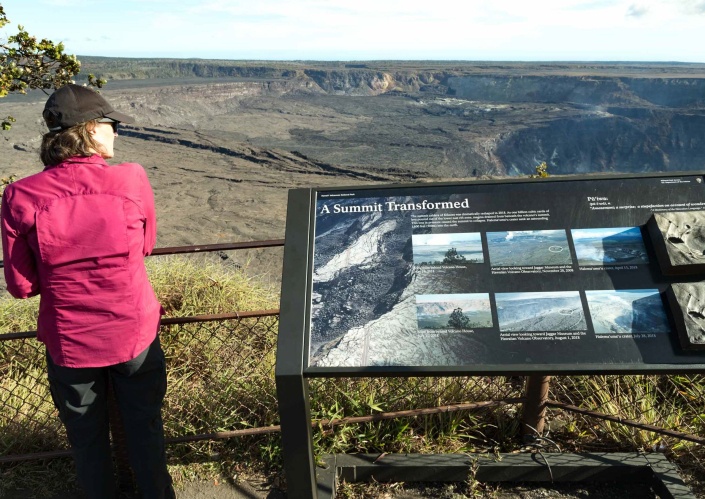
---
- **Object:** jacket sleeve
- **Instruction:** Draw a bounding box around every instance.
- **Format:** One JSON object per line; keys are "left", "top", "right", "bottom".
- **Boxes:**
{"left": 140, "top": 166, "right": 158, "bottom": 256}
{"left": 1, "top": 190, "right": 39, "bottom": 298}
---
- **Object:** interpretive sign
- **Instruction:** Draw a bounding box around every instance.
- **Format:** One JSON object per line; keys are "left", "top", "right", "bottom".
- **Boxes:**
{"left": 285, "top": 173, "right": 705, "bottom": 374}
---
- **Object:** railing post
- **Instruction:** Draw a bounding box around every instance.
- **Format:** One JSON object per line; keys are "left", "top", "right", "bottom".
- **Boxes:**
{"left": 521, "top": 375, "right": 551, "bottom": 442}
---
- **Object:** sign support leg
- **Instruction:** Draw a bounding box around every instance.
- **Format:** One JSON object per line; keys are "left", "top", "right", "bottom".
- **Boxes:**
{"left": 521, "top": 375, "right": 551, "bottom": 442}
{"left": 276, "top": 373, "right": 317, "bottom": 499}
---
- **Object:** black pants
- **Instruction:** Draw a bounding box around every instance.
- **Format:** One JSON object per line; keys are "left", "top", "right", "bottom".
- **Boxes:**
{"left": 47, "top": 336, "right": 175, "bottom": 499}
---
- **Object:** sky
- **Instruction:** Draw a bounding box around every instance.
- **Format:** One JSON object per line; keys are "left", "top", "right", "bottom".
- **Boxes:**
{"left": 1, "top": 0, "right": 704, "bottom": 62}
{"left": 412, "top": 233, "right": 481, "bottom": 246}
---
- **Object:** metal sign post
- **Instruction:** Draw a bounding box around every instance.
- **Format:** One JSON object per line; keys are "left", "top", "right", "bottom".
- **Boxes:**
{"left": 275, "top": 188, "right": 318, "bottom": 498}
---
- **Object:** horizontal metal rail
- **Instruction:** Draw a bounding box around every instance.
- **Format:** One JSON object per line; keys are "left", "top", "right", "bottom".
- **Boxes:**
{"left": 0, "top": 310, "right": 281, "bottom": 341}
{"left": 0, "top": 399, "right": 525, "bottom": 463}
{"left": 0, "top": 449, "right": 73, "bottom": 464}
{"left": 0, "top": 239, "right": 282, "bottom": 338}
{"left": 0, "top": 239, "right": 285, "bottom": 268}
{"left": 547, "top": 400, "right": 705, "bottom": 445}
{"left": 315, "top": 398, "right": 526, "bottom": 429}
{"left": 0, "top": 331, "right": 36, "bottom": 341}
{"left": 166, "top": 399, "right": 526, "bottom": 444}
{"left": 4, "top": 396, "right": 705, "bottom": 464}
{"left": 160, "top": 309, "right": 279, "bottom": 325}
{"left": 150, "top": 239, "right": 284, "bottom": 256}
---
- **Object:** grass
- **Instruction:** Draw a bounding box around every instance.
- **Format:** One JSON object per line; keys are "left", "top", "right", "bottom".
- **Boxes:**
{"left": 547, "top": 375, "right": 705, "bottom": 496}
{"left": 1, "top": 255, "right": 705, "bottom": 497}
{"left": 148, "top": 255, "right": 277, "bottom": 316}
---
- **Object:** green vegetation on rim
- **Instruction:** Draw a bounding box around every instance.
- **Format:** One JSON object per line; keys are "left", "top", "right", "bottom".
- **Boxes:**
{"left": 0, "top": 3, "right": 105, "bottom": 130}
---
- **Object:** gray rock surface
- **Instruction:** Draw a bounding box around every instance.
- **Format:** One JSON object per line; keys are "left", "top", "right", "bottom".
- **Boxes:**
{"left": 648, "top": 211, "right": 705, "bottom": 275}
{"left": 667, "top": 282, "right": 705, "bottom": 350}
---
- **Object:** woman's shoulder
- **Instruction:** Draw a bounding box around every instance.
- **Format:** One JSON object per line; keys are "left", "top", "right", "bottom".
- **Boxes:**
{"left": 2, "top": 168, "right": 54, "bottom": 200}
{"left": 110, "top": 161, "right": 150, "bottom": 180}
{"left": 113, "top": 161, "right": 147, "bottom": 172}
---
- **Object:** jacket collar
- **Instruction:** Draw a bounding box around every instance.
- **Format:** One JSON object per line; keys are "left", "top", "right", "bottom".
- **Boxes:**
{"left": 44, "top": 155, "right": 108, "bottom": 171}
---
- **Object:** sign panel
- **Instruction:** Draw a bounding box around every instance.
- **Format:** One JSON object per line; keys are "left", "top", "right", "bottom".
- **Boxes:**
{"left": 302, "top": 174, "right": 705, "bottom": 373}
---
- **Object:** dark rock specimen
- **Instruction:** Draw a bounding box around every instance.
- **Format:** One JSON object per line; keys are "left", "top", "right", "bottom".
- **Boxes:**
{"left": 647, "top": 211, "right": 705, "bottom": 275}
{"left": 666, "top": 283, "right": 705, "bottom": 350}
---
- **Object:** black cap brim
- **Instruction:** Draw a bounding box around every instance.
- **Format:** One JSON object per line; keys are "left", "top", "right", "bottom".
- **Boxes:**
{"left": 104, "top": 109, "right": 135, "bottom": 124}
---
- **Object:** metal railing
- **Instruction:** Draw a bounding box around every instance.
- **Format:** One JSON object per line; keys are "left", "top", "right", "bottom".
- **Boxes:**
{"left": 1, "top": 240, "right": 704, "bottom": 494}
{"left": 0, "top": 241, "right": 284, "bottom": 464}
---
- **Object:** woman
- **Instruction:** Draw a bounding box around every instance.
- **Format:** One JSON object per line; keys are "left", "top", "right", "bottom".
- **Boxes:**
{"left": 1, "top": 84, "right": 175, "bottom": 499}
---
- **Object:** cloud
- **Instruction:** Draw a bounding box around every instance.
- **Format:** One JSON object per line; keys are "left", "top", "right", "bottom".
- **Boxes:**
{"left": 626, "top": 3, "right": 650, "bottom": 16}
{"left": 41, "top": 0, "right": 89, "bottom": 6}
{"left": 570, "top": 0, "right": 620, "bottom": 10}
{"left": 624, "top": 0, "right": 705, "bottom": 18}
{"left": 150, "top": 13, "right": 188, "bottom": 31}
{"left": 676, "top": 0, "right": 705, "bottom": 14}
{"left": 80, "top": 35, "right": 112, "bottom": 43}
{"left": 9, "top": 0, "right": 701, "bottom": 61}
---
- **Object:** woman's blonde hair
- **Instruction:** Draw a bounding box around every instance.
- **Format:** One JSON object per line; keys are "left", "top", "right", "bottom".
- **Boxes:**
{"left": 39, "top": 120, "right": 103, "bottom": 166}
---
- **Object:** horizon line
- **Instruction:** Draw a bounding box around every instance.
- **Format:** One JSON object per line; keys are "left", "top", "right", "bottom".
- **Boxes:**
{"left": 74, "top": 55, "right": 705, "bottom": 65}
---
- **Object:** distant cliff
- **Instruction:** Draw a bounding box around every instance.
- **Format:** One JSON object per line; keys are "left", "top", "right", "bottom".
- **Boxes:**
{"left": 74, "top": 58, "right": 705, "bottom": 177}
{"left": 495, "top": 111, "right": 705, "bottom": 175}
{"left": 79, "top": 57, "right": 705, "bottom": 107}
{"left": 447, "top": 76, "right": 705, "bottom": 107}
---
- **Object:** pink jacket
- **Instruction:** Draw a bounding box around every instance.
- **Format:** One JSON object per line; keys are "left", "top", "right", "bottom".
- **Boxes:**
{"left": 1, "top": 155, "right": 163, "bottom": 368}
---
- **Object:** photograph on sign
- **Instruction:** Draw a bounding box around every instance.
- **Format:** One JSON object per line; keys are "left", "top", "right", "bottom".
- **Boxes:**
{"left": 571, "top": 227, "right": 649, "bottom": 266}
{"left": 585, "top": 289, "right": 671, "bottom": 336}
{"left": 495, "top": 291, "right": 586, "bottom": 332}
{"left": 412, "top": 233, "right": 484, "bottom": 265}
{"left": 487, "top": 230, "right": 572, "bottom": 267}
{"left": 306, "top": 176, "right": 705, "bottom": 370}
{"left": 415, "top": 293, "right": 493, "bottom": 331}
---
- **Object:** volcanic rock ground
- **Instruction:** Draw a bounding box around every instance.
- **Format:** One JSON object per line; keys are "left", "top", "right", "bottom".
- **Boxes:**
{"left": 0, "top": 82, "right": 443, "bottom": 285}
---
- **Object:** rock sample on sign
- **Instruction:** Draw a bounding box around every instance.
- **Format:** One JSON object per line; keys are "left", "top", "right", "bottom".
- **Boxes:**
{"left": 665, "top": 283, "right": 705, "bottom": 350}
{"left": 647, "top": 211, "right": 705, "bottom": 275}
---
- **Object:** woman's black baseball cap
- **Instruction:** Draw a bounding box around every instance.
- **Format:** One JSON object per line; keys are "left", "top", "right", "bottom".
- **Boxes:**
{"left": 43, "top": 84, "right": 135, "bottom": 131}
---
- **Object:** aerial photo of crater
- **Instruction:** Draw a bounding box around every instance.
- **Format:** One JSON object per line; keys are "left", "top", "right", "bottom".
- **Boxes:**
{"left": 585, "top": 289, "right": 670, "bottom": 335}
{"left": 412, "top": 232, "right": 484, "bottom": 265}
{"left": 487, "top": 230, "right": 572, "bottom": 267}
{"left": 496, "top": 291, "right": 586, "bottom": 331}
{"left": 571, "top": 227, "right": 649, "bottom": 266}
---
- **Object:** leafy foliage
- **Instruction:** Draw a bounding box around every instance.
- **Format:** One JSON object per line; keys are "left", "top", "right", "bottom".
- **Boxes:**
{"left": 0, "top": 4, "right": 106, "bottom": 130}
{"left": 1, "top": 174, "right": 16, "bottom": 195}
{"left": 529, "top": 161, "right": 550, "bottom": 178}
{"left": 442, "top": 247, "right": 466, "bottom": 264}
{"left": 447, "top": 307, "right": 471, "bottom": 329}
